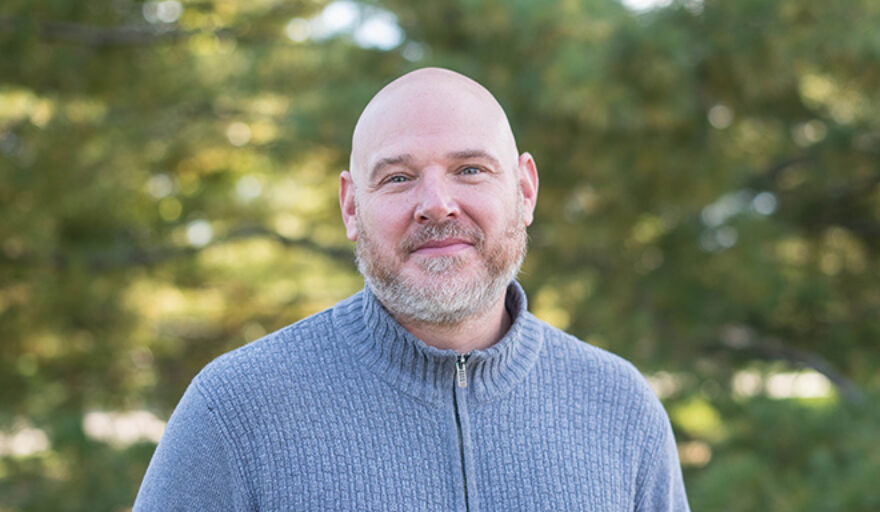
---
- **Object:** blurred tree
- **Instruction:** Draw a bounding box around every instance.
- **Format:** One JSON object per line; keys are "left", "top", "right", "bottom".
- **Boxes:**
{"left": 1, "top": 0, "right": 878, "bottom": 510}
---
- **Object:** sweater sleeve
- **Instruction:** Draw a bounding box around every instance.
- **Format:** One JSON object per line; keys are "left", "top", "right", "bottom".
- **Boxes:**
{"left": 133, "top": 380, "right": 252, "bottom": 511}
{"left": 634, "top": 413, "right": 690, "bottom": 512}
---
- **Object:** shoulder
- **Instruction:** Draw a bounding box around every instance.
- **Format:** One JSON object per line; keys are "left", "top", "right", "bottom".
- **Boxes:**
{"left": 532, "top": 314, "right": 646, "bottom": 382}
{"left": 528, "top": 313, "right": 665, "bottom": 416}
{"left": 204, "top": 310, "right": 328, "bottom": 374}
{"left": 192, "top": 293, "right": 361, "bottom": 405}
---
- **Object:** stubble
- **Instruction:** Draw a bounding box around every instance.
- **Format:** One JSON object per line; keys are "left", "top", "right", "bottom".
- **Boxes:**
{"left": 355, "top": 201, "right": 527, "bottom": 326}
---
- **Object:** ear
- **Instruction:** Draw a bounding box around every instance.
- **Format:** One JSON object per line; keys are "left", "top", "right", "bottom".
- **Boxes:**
{"left": 517, "top": 152, "right": 539, "bottom": 226}
{"left": 339, "top": 170, "right": 359, "bottom": 241}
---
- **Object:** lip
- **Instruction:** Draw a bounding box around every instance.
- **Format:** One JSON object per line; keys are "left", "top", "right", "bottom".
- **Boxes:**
{"left": 411, "top": 238, "right": 473, "bottom": 256}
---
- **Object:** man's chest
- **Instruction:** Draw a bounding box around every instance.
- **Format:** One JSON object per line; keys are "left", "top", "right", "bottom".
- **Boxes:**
{"left": 237, "top": 388, "right": 635, "bottom": 511}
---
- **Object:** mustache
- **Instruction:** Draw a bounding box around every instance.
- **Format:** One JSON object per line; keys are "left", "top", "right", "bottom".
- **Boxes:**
{"left": 400, "top": 222, "right": 484, "bottom": 253}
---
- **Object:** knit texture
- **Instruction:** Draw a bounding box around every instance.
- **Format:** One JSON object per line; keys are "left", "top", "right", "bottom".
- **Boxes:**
{"left": 134, "top": 282, "right": 689, "bottom": 511}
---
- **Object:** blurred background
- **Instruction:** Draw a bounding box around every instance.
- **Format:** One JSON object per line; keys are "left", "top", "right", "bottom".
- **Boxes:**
{"left": 1, "top": 0, "right": 879, "bottom": 510}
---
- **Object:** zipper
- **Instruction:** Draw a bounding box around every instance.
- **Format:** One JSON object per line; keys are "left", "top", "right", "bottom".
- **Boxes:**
{"left": 453, "top": 353, "right": 470, "bottom": 511}
{"left": 456, "top": 353, "right": 468, "bottom": 388}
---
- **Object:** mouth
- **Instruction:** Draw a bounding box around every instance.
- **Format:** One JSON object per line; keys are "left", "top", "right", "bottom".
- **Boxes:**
{"left": 411, "top": 238, "right": 473, "bottom": 256}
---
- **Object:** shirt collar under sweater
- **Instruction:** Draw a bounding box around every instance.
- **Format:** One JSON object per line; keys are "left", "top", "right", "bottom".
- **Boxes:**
{"left": 333, "top": 280, "right": 544, "bottom": 405}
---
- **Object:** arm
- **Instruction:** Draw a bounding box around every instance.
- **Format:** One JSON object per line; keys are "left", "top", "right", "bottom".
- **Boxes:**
{"left": 634, "top": 415, "right": 690, "bottom": 512}
{"left": 133, "top": 381, "right": 252, "bottom": 511}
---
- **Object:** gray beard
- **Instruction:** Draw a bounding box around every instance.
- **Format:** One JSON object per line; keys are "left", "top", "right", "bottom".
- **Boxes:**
{"left": 355, "top": 212, "right": 526, "bottom": 326}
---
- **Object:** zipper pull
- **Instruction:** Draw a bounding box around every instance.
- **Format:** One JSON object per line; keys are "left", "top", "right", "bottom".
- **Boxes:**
{"left": 456, "top": 354, "right": 469, "bottom": 388}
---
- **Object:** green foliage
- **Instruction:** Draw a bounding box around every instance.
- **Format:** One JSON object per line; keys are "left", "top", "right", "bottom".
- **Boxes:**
{"left": 689, "top": 395, "right": 880, "bottom": 512}
{"left": 1, "top": 0, "right": 878, "bottom": 509}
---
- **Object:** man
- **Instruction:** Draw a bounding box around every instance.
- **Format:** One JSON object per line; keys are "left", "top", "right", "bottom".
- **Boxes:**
{"left": 135, "top": 67, "right": 690, "bottom": 511}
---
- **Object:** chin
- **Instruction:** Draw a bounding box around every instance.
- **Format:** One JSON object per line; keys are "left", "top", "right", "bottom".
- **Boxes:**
{"left": 412, "top": 254, "right": 475, "bottom": 275}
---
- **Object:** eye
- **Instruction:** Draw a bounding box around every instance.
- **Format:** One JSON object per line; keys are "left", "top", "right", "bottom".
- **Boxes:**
{"left": 387, "top": 174, "right": 410, "bottom": 183}
{"left": 459, "top": 166, "right": 482, "bottom": 176}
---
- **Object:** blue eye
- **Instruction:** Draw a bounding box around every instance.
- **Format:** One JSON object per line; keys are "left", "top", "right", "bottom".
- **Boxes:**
{"left": 388, "top": 175, "right": 409, "bottom": 183}
{"left": 460, "top": 166, "right": 481, "bottom": 175}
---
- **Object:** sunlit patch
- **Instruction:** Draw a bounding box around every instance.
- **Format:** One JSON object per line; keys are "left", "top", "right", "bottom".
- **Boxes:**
{"left": 236, "top": 175, "right": 263, "bottom": 201}
{"left": 402, "top": 42, "right": 425, "bottom": 62}
{"left": 645, "top": 371, "right": 685, "bottom": 399}
{"left": 708, "top": 104, "right": 733, "bottom": 129}
{"left": 678, "top": 440, "right": 712, "bottom": 467}
{"left": 700, "top": 190, "right": 751, "bottom": 228}
{"left": 732, "top": 369, "right": 833, "bottom": 399}
{"left": 0, "top": 421, "right": 50, "bottom": 457}
{"left": 791, "top": 120, "right": 827, "bottom": 147}
{"left": 285, "top": 18, "right": 311, "bottom": 43}
{"left": 286, "top": 1, "right": 404, "bottom": 50}
{"left": 619, "top": 0, "right": 671, "bottom": 12}
{"left": 766, "top": 371, "right": 832, "bottom": 399}
{"left": 83, "top": 410, "right": 166, "bottom": 447}
{"left": 186, "top": 219, "right": 214, "bottom": 247}
{"left": 146, "top": 173, "right": 175, "bottom": 199}
{"left": 750, "top": 191, "right": 777, "bottom": 216}
{"left": 353, "top": 11, "right": 403, "bottom": 50}
{"left": 226, "top": 122, "right": 252, "bottom": 147}
{"left": 143, "top": 1, "right": 183, "bottom": 24}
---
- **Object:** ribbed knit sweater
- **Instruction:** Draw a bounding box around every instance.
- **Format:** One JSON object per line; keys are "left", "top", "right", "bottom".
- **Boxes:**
{"left": 134, "top": 282, "right": 689, "bottom": 511}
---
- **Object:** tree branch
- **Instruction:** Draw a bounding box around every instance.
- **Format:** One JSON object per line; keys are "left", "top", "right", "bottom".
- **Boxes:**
{"left": 0, "top": 15, "right": 229, "bottom": 47}
{"left": 30, "top": 225, "right": 353, "bottom": 271}
{"left": 746, "top": 155, "right": 812, "bottom": 190}
{"left": 715, "top": 326, "right": 866, "bottom": 406}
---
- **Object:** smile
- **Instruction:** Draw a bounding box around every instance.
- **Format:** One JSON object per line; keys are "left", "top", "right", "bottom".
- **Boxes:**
{"left": 411, "top": 238, "right": 473, "bottom": 256}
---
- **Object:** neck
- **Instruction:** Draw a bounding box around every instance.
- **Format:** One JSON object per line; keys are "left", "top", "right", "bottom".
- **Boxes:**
{"left": 392, "top": 294, "right": 511, "bottom": 353}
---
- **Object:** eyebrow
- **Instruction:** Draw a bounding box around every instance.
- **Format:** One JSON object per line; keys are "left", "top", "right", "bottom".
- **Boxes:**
{"left": 446, "top": 150, "right": 503, "bottom": 171}
{"left": 368, "top": 154, "right": 414, "bottom": 183}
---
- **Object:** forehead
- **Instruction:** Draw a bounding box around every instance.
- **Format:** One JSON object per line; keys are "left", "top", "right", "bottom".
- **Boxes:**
{"left": 350, "top": 77, "right": 517, "bottom": 180}
{"left": 367, "top": 111, "right": 505, "bottom": 165}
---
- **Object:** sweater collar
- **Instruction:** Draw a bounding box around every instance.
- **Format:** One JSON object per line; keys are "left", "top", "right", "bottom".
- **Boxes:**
{"left": 333, "top": 281, "right": 544, "bottom": 404}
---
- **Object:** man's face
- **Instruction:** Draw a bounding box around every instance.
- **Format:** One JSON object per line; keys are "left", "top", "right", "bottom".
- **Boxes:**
{"left": 340, "top": 73, "right": 538, "bottom": 325}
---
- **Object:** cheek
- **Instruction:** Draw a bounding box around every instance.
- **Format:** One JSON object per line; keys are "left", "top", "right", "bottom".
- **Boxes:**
{"left": 359, "top": 201, "right": 412, "bottom": 243}
{"left": 463, "top": 194, "right": 516, "bottom": 231}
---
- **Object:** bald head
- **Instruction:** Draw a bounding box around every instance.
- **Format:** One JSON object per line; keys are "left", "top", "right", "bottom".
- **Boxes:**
{"left": 349, "top": 68, "right": 520, "bottom": 185}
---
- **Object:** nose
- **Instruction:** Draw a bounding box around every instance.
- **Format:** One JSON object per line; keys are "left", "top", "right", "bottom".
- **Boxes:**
{"left": 413, "top": 172, "right": 460, "bottom": 223}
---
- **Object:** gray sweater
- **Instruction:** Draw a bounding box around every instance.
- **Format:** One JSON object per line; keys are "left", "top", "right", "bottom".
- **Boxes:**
{"left": 135, "top": 282, "right": 689, "bottom": 511}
